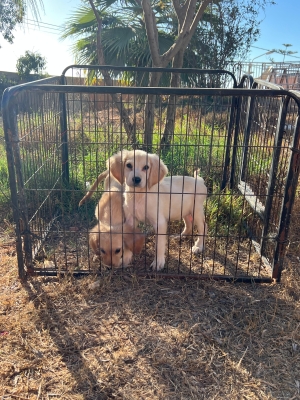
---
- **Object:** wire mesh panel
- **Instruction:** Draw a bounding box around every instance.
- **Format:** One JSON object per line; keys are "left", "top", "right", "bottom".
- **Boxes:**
{"left": 2, "top": 76, "right": 300, "bottom": 282}
{"left": 230, "top": 79, "right": 300, "bottom": 280}
{"left": 2, "top": 76, "right": 64, "bottom": 277}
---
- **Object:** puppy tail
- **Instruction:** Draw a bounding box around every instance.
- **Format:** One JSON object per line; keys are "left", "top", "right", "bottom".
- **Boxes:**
{"left": 79, "top": 170, "right": 109, "bottom": 207}
{"left": 194, "top": 168, "right": 205, "bottom": 186}
{"left": 194, "top": 168, "right": 201, "bottom": 178}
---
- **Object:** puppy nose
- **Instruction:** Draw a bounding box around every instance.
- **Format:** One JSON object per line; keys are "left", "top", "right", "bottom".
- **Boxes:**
{"left": 132, "top": 176, "right": 141, "bottom": 185}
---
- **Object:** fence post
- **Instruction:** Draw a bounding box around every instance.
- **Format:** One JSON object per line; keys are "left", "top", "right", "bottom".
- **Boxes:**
{"left": 239, "top": 96, "right": 256, "bottom": 183}
{"left": 59, "top": 75, "right": 69, "bottom": 184}
{"left": 229, "top": 97, "right": 242, "bottom": 188}
{"left": 273, "top": 113, "right": 300, "bottom": 281}
{"left": 260, "top": 96, "right": 287, "bottom": 255}
{"left": 230, "top": 75, "right": 253, "bottom": 188}
{"left": 2, "top": 90, "right": 32, "bottom": 278}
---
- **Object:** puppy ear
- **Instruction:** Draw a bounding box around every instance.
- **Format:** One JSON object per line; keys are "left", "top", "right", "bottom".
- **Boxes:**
{"left": 107, "top": 151, "right": 128, "bottom": 184}
{"left": 123, "top": 224, "right": 145, "bottom": 255}
{"left": 148, "top": 154, "right": 168, "bottom": 188}
{"left": 89, "top": 225, "right": 100, "bottom": 255}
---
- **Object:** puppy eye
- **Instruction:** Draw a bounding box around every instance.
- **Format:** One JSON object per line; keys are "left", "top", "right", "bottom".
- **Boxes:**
{"left": 143, "top": 165, "right": 149, "bottom": 171}
{"left": 100, "top": 248, "right": 106, "bottom": 254}
{"left": 115, "top": 248, "right": 121, "bottom": 254}
{"left": 126, "top": 163, "right": 132, "bottom": 169}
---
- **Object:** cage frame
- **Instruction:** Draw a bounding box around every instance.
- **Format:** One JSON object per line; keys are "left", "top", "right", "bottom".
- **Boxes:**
{"left": 2, "top": 67, "right": 300, "bottom": 283}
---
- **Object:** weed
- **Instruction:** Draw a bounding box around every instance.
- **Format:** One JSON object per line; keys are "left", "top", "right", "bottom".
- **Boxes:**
{"left": 0, "top": 135, "right": 10, "bottom": 202}
{"left": 206, "top": 187, "right": 248, "bottom": 237}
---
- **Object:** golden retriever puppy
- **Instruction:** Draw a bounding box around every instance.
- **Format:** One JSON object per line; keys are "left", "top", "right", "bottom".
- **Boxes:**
{"left": 108, "top": 149, "right": 207, "bottom": 271}
{"left": 89, "top": 222, "right": 145, "bottom": 267}
{"left": 79, "top": 169, "right": 145, "bottom": 268}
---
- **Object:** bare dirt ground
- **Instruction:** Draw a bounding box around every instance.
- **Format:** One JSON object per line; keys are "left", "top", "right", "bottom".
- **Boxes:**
{"left": 1, "top": 212, "right": 300, "bottom": 399}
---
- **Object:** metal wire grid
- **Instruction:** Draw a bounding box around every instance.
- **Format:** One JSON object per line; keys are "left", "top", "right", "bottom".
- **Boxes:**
{"left": 2, "top": 75, "right": 300, "bottom": 282}
{"left": 57, "top": 90, "right": 247, "bottom": 279}
{"left": 230, "top": 80, "right": 298, "bottom": 273}
{"left": 62, "top": 65, "right": 238, "bottom": 89}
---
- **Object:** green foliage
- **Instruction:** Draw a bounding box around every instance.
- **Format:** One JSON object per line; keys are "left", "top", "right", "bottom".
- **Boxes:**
{"left": 0, "top": 0, "right": 24, "bottom": 46}
{"left": 0, "top": 73, "right": 20, "bottom": 99}
{"left": 62, "top": 0, "right": 275, "bottom": 70}
{"left": 271, "top": 44, "right": 298, "bottom": 63}
{"left": 186, "top": 1, "right": 259, "bottom": 69}
{"left": 0, "top": 130, "right": 12, "bottom": 218}
{"left": 16, "top": 50, "right": 47, "bottom": 80}
{"left": 0, "top": 0, "right": 44, "bottom": 46}
{"left": 206, "top": 187, "right": 247, "bottom": 237}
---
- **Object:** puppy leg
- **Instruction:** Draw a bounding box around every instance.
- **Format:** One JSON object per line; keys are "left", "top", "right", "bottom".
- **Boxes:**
{"left": 172, "top": 214, "right": 193, "bottom": 240}
{"left": 192, "top": 206, "right": 206, "bottom": 254}
{"left": 123, "top": 224, "right": 145, "bottom": 255}
{"left": 181, "top": 214, "right": 193, "bottom": 236}
{"left": 150, "top": 218, "right": 167, "bottom": 271}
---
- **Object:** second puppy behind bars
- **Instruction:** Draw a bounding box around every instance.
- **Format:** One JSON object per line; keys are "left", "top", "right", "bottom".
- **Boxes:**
{"left": 79, "top": 169, "right": 145, "bottom": 268}
{"left": 108, "top": 149, "right": 207, "bottom": 271}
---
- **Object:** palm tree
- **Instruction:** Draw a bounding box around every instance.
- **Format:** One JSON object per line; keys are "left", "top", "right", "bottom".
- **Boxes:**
{"left": 272, "top": 44, "right": 298, "bottom": 63}
{"left": 61, "top": 0, "right": 174, "bottom": 71}
{"left": 25, "top": 0, "right": 44, "bottom": 19}
{"left": 61, "top": 0, "right": 177, "bottom": 147}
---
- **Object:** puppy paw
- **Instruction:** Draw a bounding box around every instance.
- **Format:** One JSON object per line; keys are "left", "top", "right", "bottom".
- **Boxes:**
{"left": 89, "top": 280, "right": 101, "bottom": 290}
{"left": 192, "top": 245, "right": 203, "bottom": 254}
{"left": 122, "top": 251, "right": 133, "bottom": 267}
{"left": 150, "top": 259, "right": 165, "bottom": 271}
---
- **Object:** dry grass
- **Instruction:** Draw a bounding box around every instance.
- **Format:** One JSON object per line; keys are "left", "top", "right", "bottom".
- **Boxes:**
{"left": 36, "top": 218, "right": 270, "bottom": 279}
{"left": 1, "top": 217, "right": 300, "bottom": 399}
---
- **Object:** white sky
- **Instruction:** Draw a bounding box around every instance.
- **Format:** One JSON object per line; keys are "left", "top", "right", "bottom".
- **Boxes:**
{"left": 0, "top": 0, "right": 300, "bottom": 76}
{"left": 0, "top": 0, "right": 81, "bottom": 75}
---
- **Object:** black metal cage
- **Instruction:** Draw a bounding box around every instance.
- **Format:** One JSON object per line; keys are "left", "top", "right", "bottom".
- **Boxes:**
{"left": 2, "top": 66, "right": 300, "bottom": 282}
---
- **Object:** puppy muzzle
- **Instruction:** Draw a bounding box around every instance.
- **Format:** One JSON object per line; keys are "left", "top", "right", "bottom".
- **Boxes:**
{"left": 132, "top": 176, "right": 141, "bottom": 186}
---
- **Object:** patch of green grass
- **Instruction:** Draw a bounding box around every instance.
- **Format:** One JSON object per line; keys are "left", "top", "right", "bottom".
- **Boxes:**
{"left": 158, "top": 119, "right": 227, "bottom": 185}
{"left": 0, "top": 132, "right": 13, "bottom": 219}
{"left": 0, "top": 137, "right": 10, "bottom": 195}
{"left": 206, "top": 187, "right": 248, "bottom": 237}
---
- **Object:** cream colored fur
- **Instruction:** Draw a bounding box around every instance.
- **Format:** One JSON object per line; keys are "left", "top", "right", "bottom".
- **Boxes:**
{"left": 108, "top": 150, "right": 207, "bottom": 271}
{"left": 79, "top": 169, "right": 144, "bottom": 268}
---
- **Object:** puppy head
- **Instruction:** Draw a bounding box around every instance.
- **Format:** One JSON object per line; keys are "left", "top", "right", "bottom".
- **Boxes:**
{"left": 147, "top": 153, "right": 168, "bottom": 189}
{"left": 89, "top": 223, "right": 145, "bottom": 268}
{"left": 107, "top": 150, "right": 129, "bottom": 185}
{"left": 89, "top": 224, "right": 124, "bottom": 268}
{"left": 110, "top": 150, "right": 168, "bottom": 190}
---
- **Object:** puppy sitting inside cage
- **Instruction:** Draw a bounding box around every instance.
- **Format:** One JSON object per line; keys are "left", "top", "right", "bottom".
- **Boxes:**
{"left": 79, "top": 169, "right": 145, "bottom": 268}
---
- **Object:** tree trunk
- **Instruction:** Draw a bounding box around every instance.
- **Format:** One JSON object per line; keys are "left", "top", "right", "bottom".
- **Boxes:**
{"left": 143, "top": 70, "right": 162, "bottom": 150}
{"left": 88, "top": 0, "right": 137, "bottom": 147}
{"left": 160, "top": 49, "right": 184, "bottom": 151}
{"left": 140, "top": 0, "right": 212, "bottom": 151}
